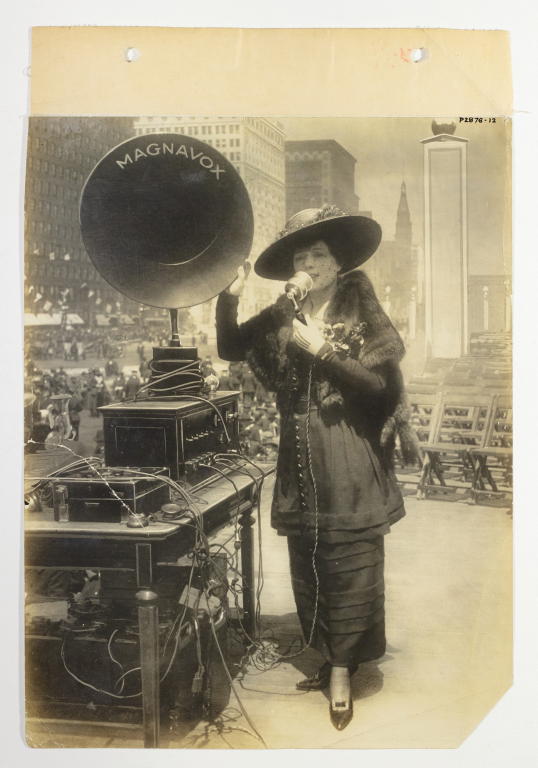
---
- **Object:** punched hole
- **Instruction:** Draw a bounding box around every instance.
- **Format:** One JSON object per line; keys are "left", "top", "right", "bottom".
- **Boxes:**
{"left": 125, "top": 47, "right": 141, "bottom": 63}
{"left": 411, "top": 48, "right": 427, "bottom": 63}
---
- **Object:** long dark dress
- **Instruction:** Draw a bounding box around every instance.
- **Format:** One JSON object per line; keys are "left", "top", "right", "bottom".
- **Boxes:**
{"left": 216, "top": 277, "right": 407, "bottom": 669}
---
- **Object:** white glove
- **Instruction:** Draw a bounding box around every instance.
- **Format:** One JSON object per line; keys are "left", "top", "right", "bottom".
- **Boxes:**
{"left": 226, "top": 261, "right": 252, "bottom": 297}
{"left": 292, "top": 316, "right": 327, "bottom": 357}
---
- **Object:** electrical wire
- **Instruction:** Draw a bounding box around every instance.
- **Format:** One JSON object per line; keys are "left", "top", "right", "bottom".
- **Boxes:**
{"left": 136, "top": 359, "right": 204, "bottom": 397}
{"left": 160, "top": 554, "right": 198, "bottom": 682}
{"left": 24, "top": 441, "right": 138, "bottom": 519}
{"left": 60, "top": 633, "right": 142, "bottom": 700}
{"left": 203, "top": 585, "right": 267, "bottom": 749}
{"left": 198, "top": 461, "right": 244, "bottom": 573}
{"left": 107, "top": 629, "right": 125, "bottom": 693}
{"left": 123, "top": 389, "right": 233, "bottom": 446}
{"left": 28, "top": 396, "right": 308, "bottom": 700}
{"left": 212, "top": 368, "right": 321, "bottom": 670}
{"left": 213, "top": 457, "right": 266, "bottom": 632}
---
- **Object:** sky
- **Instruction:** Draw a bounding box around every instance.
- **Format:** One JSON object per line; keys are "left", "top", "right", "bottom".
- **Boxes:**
{"left": 282, "top": 117, "right": 511, "bottom": 276}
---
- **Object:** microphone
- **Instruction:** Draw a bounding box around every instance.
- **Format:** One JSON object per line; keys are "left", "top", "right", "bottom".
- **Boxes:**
{"left": 285, "top": 271, "right": 314, "bottom": 302}
{"left": 285, "top": 271, "right": 313, "bottom": 325}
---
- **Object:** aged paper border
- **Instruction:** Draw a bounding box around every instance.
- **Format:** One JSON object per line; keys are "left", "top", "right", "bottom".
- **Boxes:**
{"left": 30, "top": 27, "right": 511, "bottom": 117}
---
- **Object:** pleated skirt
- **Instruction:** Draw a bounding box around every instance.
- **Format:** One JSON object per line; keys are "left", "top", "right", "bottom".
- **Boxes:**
{"left": 287, "top": 533, "right": 386, "bottom": 668}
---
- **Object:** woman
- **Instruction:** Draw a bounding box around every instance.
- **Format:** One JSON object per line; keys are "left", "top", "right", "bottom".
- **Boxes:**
{"left": 216, "top": 205, "right": 418, "bottom": 730}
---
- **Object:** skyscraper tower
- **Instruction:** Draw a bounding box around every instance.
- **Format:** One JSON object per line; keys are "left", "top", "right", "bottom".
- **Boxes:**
{"left": 395, "top": 181, "right": 412, "bottom": 246}
{"left": 284, "top": 139, "right": 359, "bottom": 217}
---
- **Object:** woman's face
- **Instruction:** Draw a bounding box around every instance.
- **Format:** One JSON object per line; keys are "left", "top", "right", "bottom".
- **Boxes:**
{"left": 292, "top": 240, "right": 339, "bottom": 292}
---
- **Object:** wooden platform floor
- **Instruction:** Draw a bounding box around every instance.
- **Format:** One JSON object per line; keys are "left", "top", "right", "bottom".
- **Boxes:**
{"left": 25, "top": 474, "right": 512, "bottom": 750}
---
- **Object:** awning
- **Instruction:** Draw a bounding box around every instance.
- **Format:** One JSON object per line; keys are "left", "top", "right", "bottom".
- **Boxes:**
{"left": 24, "top": 313, "right": 61, "bottom": 326}
{"left": 95, "top": 314, "right": 110, "bottom": 327}
{"left": 66, "top": 313, "right": 84, "bottom": 325}
{"left": 24, "top": 312, "right": 84, "bottom": 327}
{"left": 120, "top": 314, "right": 134, "bottom": 325}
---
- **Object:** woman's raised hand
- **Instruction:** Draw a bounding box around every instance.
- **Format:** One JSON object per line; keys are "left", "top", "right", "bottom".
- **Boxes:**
{"left": 226, "top": 261, "right": 252, "bottom": 297}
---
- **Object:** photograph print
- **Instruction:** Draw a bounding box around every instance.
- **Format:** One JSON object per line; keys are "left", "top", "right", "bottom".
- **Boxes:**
{"left": 23, "top": 114, "right": 512, "bottom": 749}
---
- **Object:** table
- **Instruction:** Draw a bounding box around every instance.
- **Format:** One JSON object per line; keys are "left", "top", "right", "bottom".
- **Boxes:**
{"left": 25, "top": 464, "right": 273, "bottom": 747}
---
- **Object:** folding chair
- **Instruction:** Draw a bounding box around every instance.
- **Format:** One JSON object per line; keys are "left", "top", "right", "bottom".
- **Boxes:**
{"left": 407, "top": 390, "right": 441, "bottom": 448}
{"left": 469, "top": 393, "right": 512, "bottom": 504}
{"left": 416, "top": 391, "right": 494, "bottom": 500}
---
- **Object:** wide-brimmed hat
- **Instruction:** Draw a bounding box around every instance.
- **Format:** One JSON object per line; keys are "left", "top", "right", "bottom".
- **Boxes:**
{"left": 254, "top": 205, "right": 382, "bottom": 281}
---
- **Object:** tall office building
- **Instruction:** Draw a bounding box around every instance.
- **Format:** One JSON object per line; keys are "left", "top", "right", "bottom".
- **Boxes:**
{"left": 25, "top": 117, "right": 137, "bottom": 324}
{"left": 133, "top": 116, "right": 287, "bottom": 324}
{"left": 285, "top": 139, "right": 359, "bottom": 217}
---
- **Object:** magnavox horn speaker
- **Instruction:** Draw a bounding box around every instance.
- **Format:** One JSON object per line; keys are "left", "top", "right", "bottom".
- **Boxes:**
{"left": 80, "top": 133, "right": 254, "bottom": 309}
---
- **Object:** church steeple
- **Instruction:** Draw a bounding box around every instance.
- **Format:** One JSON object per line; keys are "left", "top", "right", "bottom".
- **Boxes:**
{"left": 395, "top": 180, "right": 412, "bottom": 246}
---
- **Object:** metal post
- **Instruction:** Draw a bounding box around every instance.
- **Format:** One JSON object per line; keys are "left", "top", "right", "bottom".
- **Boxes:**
{"left": 169, "top": 308, "right": 181, "bottom": 347}
{"left": 136, "top": 589, "right": 160, "bottom": 748}
{"left": 238, "top": 503, "right": 256, "bottom": 639}
{"left": 409, "top": 285, "right": 417, "bottom": 340}
{"left": 504, "top": 279, "right": 512, "bottom": 332}
{"left": 482, "top": 285, "right": 489, "bottom": 331}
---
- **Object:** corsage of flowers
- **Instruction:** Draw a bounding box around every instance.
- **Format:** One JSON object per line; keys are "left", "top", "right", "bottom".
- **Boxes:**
{"left": 320, "top": 321, "right": 368, "bottom": 357}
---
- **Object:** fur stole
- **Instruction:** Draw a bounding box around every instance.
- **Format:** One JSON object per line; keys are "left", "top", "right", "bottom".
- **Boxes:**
{"left": 241, "top": 270, "right": 420, "bottom": 466}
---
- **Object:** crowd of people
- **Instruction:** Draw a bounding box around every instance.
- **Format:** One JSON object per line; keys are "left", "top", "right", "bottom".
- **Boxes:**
{"left": 211, "top": 359, "right": 281, "bottom": 460}
{"left": 25, "top": 323, "right": 175, "bottom": 363}
{"left": 25, "top": 366, "right": 114, "bottom": 451}
{"left": 25, "top": 335, "right": 281, "bottom": 460}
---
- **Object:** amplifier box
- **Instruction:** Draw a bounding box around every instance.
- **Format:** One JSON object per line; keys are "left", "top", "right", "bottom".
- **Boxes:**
{"left": 99, "top": 392, "right": 240, "bottom": 487}
{"left": 51, "top": 467, "right": 170, "bottom": 523}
